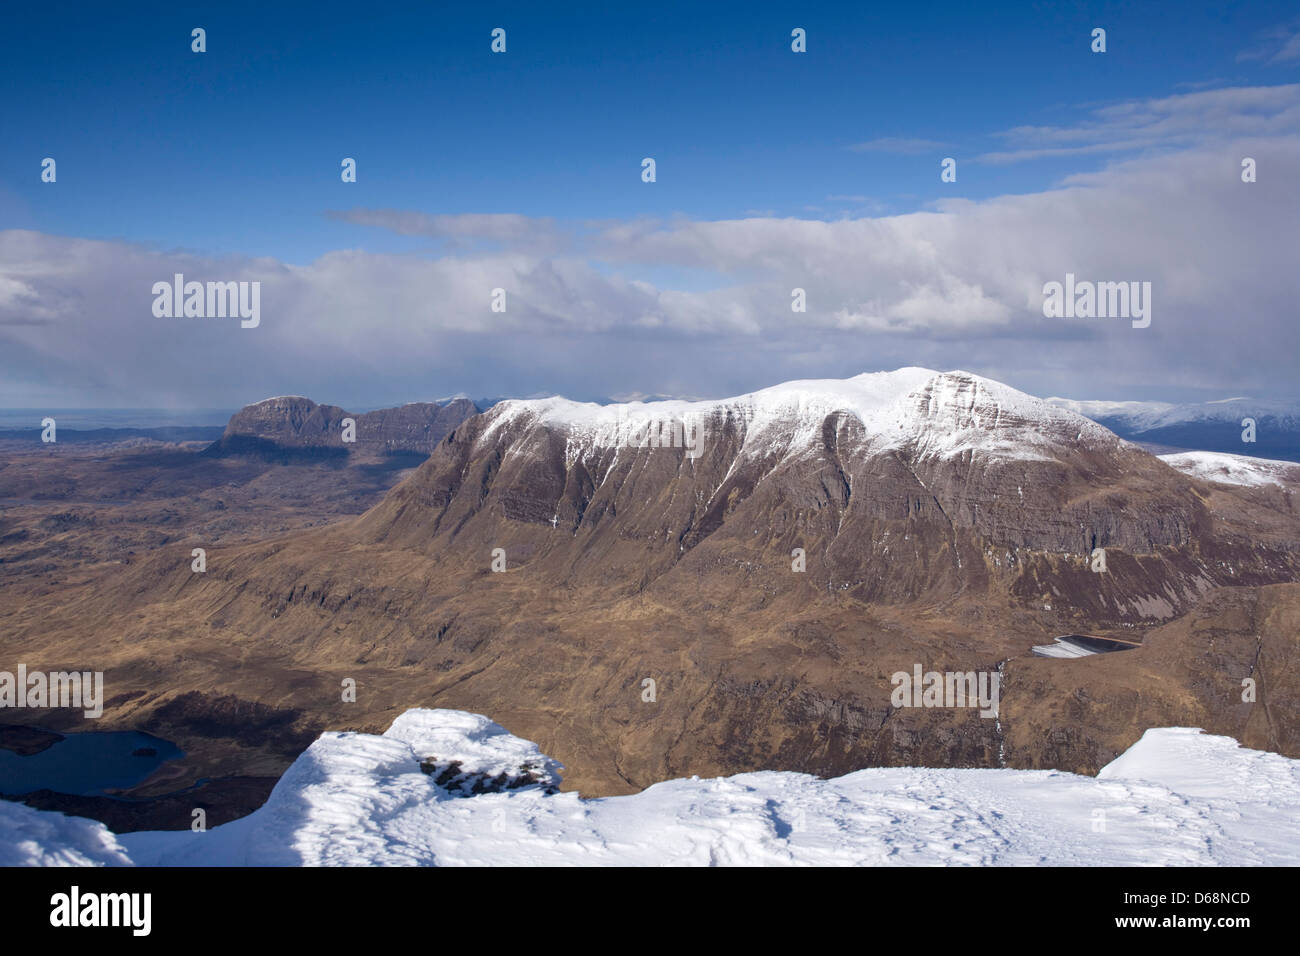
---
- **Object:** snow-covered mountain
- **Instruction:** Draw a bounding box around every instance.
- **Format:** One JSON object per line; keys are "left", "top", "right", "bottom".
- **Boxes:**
{"left": 1044, "top": 397, "right": 1176, "bottom": 429}
{"left": 5, "top": 709, "right": 1298, "bottom": 866}
{"left": 1047, "top": 395, "right": 1300, "bottom": 463}
{"left": 365, "top": 364, "right": 1300, "bottom": 601}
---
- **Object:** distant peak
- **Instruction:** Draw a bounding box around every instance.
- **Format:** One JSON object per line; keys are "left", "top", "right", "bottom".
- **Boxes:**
{"left": 250, "top": 395, "right": 314, "bottom": 406}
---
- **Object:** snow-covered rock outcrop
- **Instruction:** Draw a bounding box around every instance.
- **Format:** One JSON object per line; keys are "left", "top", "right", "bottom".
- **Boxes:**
{"left": 5, "top": 711, "right": 1298, "bottom": 866}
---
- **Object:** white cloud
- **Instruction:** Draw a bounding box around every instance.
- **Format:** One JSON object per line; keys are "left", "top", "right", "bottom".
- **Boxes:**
{"left": 1238, "top": 22, "right": 1300, "bottom": 64}
{"left": 979, "top": 84, "right": 1300, "bottom": 164}
{"left": 2, "top": 86, "right": 1298, "bottom": 405}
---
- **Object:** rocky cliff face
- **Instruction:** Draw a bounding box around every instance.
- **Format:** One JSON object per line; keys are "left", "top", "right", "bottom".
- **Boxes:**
{"left": 359, "top": 401, "right": 480, "bottom": 455}
{"left": 205, "top": 396, "right": 478, "bottom": 461}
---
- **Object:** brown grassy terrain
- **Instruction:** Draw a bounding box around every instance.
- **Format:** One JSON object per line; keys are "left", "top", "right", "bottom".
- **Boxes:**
{"left": 2, "top": 399, "right": 1298, "bottom": 832}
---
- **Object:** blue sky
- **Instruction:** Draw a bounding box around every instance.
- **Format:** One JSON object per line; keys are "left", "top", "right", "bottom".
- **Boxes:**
{"left": 2, "top": 1, "right": 1298, "bottom": 408}
{"left": 3, "top": 0, "right": 1292, "bottom": 261}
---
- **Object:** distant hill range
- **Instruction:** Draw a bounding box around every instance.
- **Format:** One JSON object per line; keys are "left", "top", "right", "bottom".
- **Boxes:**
{"left": 0, "top": 424, "right": 225, "bottom": 444}
{"left": 201, "top": 396, "right": 481, "bottom": 463}
{"left": 1046, "top": 396, "right": 1300, "bottom": 463}
{"left": 7, "top": 390, "right": 1297, "bottom": 467}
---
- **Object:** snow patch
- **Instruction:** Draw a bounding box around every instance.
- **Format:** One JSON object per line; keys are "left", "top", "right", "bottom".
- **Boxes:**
{"left": 1159, "top": 450, "right": 1300, "bottom": 488}
{"left": 0, "top": 800, "right": 131, "bottom": 866}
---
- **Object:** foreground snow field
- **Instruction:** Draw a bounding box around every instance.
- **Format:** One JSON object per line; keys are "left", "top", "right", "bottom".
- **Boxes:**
{"left": 4, "top": 710, "right": 1298, "bottom": 866}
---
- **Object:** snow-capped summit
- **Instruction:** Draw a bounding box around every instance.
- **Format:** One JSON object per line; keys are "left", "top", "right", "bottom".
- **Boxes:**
{"left": 479, "top": 368, "right": 1118, "bottom": 466}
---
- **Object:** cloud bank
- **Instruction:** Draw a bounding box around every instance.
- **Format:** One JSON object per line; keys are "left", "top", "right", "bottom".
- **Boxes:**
{"left": 2, "top": 86, "right": 1297, "bottom": 407}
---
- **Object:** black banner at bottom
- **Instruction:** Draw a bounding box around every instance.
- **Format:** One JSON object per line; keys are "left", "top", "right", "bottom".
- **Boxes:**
{"left": 0, "top": 866, "right": 1273, "bottom": 942}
